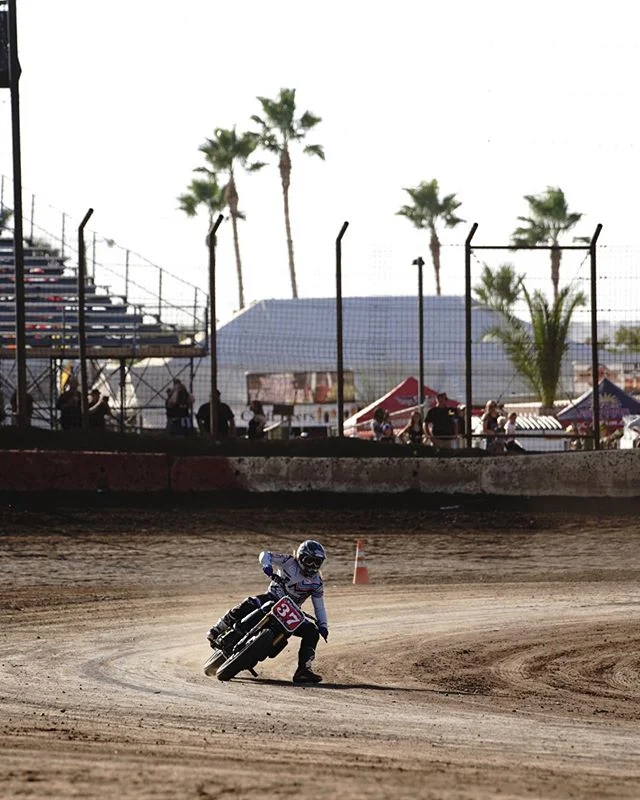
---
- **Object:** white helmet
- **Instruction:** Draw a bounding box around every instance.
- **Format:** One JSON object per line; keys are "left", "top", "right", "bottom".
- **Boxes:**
{"left": 295, "top": 540, "right": 326, "bottom": 576}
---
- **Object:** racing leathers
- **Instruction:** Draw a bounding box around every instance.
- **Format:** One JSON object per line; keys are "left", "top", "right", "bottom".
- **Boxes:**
{"left": 213, "top": 550, "right": 328, "bottom": 669}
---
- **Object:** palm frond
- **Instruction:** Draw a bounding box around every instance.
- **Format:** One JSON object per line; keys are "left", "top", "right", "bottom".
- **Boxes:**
{"left": 299, "top": 111, "right": 322, "bottom": 130}
{"left": 303, "top": 143, "right": 325, "bottom": 160}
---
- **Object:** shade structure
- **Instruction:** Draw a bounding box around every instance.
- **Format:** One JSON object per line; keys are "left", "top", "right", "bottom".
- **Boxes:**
{"left": 557, "top": 377, "right": 640, "bottom": 428}
{"left": 344, "top": 376, "right": 459, "bottom": 437}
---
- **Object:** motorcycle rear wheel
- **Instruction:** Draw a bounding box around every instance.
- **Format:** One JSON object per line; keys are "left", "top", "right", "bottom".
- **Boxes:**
{"left": 203, "top": 648, "right": 228, "bottom": 677}
{"left": 216, "top": 629, "right": 275, "bottom": 681}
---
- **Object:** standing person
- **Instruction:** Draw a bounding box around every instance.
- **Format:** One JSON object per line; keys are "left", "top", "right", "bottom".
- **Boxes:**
{"left": 480, "top": 400, "right": 500, "bottom": 452}
{"left": 207, "top": 540, "right": 328, "bottom": 684}
{"left": 247, "top": 399, "right": 267, "bottom": 440}
{"left": 165, "top": 378, "right": 194, "bottom": 436}
{"left": 505, "top": 411, "right": 526, "bottom": 453}
{"left": 380, "top": 410, "right": 396, "bottom": 443}
{"left": 88, "top": 389, "right": 115, "bottom": 430}
{"left": 371, "top": 407, "right": 385, "bottom": 441}
{"left": 164, "top": 387, "right": 176, "bottom": 432}
{"left": 493, "top": 415, "right": 507, "bottom": 454}
{"left": 452, "top": 404, "right": 466, "bottom": 448}
{"left": 196, "top": 389, "right": 236, "bottom": 437}
{"left": 424, "top": 392, "right": 455, "bottom": 449}
{"left": 399, "top": 410, "right": 424, "bottom": 445}
{"left": 56, "top": 377, "right": 82, "bottom": 430}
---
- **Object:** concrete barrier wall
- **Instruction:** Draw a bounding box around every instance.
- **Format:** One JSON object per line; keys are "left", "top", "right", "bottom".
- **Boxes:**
{"left": 0, "top": 451, "right": 169, "bottom": 492}
{"left": 1, "top": 449, "right": 639, "bottom": 497}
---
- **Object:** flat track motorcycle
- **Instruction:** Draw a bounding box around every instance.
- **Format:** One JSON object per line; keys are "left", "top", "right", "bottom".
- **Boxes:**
{"left": 203, "top": 576, "right": 310, "bottom": 681}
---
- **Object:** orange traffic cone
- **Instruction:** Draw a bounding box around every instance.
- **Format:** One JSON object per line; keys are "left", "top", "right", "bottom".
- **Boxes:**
{"left": 353, "top": 538, "right": 369, "bottom": 584}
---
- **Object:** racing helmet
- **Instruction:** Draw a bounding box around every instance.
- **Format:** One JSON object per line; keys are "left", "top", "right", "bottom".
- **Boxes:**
{"left": 295, "top": 540, "right": 326, "bottom": 576}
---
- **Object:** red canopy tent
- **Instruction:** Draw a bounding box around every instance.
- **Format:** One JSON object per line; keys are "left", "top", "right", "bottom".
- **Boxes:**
{"left": 343, "top": 377, "right": 459, "bottom": 437}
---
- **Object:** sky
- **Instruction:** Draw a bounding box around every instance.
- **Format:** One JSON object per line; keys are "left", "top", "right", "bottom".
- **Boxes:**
{"left": 1, "top": 0, "right": 638, "bottom": 325}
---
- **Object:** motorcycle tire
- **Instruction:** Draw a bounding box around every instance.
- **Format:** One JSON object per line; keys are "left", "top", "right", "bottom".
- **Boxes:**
{"left": 216, "top": 628, "right": 276, "bottom": 682}
{"left": 203, "top": 648, "right": 228, "bottom": 677}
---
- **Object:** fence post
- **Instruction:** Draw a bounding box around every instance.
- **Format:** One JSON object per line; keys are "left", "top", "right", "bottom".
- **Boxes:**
{"left": 336, "top": 221, "right": 349, "bottom": 437}
{"left": 464, "top": 223, "right": 478, "bottom": 448}
{"left": 78, "top": 207, "right": 94, "bottom": 430}
{"left": 207, "top": 214, "right": 224, "bottom": 439}
{"left": 589, "top": 223, "right": 603, "bottom": 450}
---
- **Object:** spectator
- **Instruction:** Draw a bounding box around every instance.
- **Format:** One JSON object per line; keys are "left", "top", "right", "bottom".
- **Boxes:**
{"left": 399, "top": 411, "right": 424, "bottom": 445}
{"left": 196, "top": 389, "right": 236, "bottom": 437}
{"left": 56, "top": 377, "right": 82, "bottom": 430}
{"left": 371, "top": 407, "right": 385, "bottom": 441}
{"left": 505, "top": 411, "right": 526, "bottom": 453}
{"left": 88, "top": 389, "right": 115, "bottom": 430}
{"left": 165, "top": 378, "right": 194, "bottom": 436}
{"left": 493, "top": 415, "right": 507, "bottom": 454}
{"left": 424, "top": 392, "right": 455, "bottom": 449}
{"left": 247, "top": 399, "right": 267, "bottom": 440}
{"left": 480, "top": 400, "right": 500, "bottom": 452}
{"left": 380, "top": 410, "right": 396, "bottom": 443}
{"left": 452, "top": 404, "right": 466, "bottom": 448}
{"left": 11, "top": 389, "right": 34, "bottom": 426}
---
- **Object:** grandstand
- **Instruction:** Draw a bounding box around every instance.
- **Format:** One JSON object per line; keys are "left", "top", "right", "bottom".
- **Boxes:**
{"left": 0, "top": 236, "right": 205, "bottom": 357}
{"left": 0, "top": 231, "right": 207, "bottom": 429}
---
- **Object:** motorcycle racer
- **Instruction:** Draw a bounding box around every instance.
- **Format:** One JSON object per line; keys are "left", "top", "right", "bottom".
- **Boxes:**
{"left": 207, "top": 540, "right": 328, "bottom": 684}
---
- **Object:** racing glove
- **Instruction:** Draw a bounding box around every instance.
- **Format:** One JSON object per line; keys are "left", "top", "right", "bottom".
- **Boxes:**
{"left": 318, "top": 624, "right": 329, "bottom": 642}
{"left": 262, "top": 564, "right": 273, "bottom": 578}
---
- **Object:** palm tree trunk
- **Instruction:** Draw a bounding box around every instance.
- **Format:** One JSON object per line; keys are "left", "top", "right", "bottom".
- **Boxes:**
{"left": 225, "top": 177, "right": 245, "bottom": 310}
{"left": 550, "top": 245, "right": 561, "bottom": 302}
{"left": 279, "top": 148, "right": 297, "bottom": 298}
{"left": 230, "top": 212, "right": 245, "bottom": 310}
{"left": 429, "top": 228, "right": 441, "bottom": 296}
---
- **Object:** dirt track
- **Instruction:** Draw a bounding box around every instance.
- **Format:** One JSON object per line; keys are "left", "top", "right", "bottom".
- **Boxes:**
{"left": 1, "top": 505, "right": 640, "bottom": 799}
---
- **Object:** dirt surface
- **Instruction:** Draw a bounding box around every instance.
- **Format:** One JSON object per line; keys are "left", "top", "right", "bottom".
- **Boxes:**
{"left": 1, "top": 505, "right": 640, "bottom": 799}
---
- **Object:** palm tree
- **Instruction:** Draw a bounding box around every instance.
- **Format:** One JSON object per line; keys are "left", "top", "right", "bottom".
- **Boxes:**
{"left": 511, "top": 186, "right": 584, "bottom": 302}
{"left": 196, "top": 128, "right": 265, "bottom": 311}
{"left": 473, "top": 263, "right": 525, "bottom": 314}
{"left": 397, "top": 180, "right": 464, "bottom": 295}
{"left": 251, "top": 88, "right": 325, "bottom": 299}
{"left": 487, "top": 285, "right": 586, "bottom": 411}
{"left": 178, "top": 175, "right": 226, "bottom": 228}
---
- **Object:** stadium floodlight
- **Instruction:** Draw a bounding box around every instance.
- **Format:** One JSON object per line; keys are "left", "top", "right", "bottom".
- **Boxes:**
{"left": 412, "top": 257, "right": 425, "bottom": 422}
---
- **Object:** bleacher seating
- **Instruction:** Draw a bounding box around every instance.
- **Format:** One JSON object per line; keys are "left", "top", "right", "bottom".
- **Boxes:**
{"left": 0, "top": 237, "right": 184, "bottom": 350}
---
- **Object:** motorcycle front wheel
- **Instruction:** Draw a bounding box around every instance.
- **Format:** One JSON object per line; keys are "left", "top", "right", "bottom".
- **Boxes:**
{"left": 216, "top": 628, "right": 276, "bottom": 682}
{"left": 203, "top": 648, "right": 228, "bottom": 677}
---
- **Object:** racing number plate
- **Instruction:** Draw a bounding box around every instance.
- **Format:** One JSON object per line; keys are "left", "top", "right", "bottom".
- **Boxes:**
{"left": 272, "top": 596, "right": 305, "bottom": 633}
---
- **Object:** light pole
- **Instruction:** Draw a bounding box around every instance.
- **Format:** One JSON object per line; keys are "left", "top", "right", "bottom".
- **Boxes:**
{"left": 412, "top": 257, "right": 425, "bottom": 422}
{"left": 6, "top": 0, "right": 28, "bottom": 427}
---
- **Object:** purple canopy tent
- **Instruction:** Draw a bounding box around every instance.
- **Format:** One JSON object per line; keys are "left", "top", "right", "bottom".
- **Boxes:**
{"left": 557, "top": 377, "right": 640, "bottom": 428}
